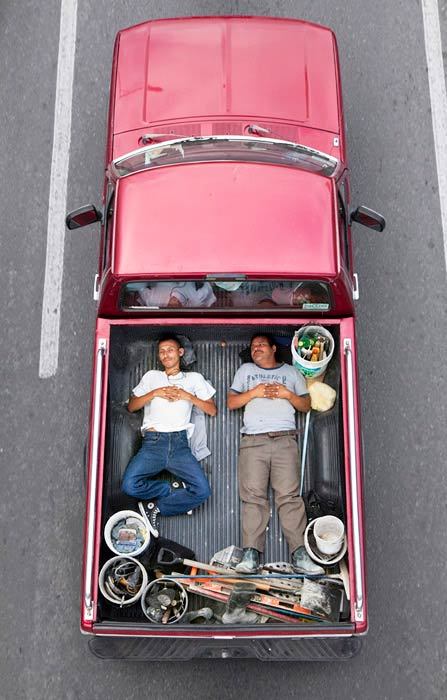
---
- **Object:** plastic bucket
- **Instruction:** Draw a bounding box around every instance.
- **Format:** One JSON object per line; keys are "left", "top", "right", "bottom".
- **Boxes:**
{"left": 99, "top": 555, "right": 148, "bottom": 606}
{"left": 291, "top": 325, "right": 335, "bottom": 378}
{"left": 304, "top": 520, "right": 347, "bottom": 566}
{"left": 104, "top": 509, "right": 150, "bottom": 557}
{"left": 313, "top": 515, "right": 345, "bottom": 556}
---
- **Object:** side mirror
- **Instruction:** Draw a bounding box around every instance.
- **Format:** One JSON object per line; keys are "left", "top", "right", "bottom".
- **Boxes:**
{"left": 350, "top": 206, "right": 386, "bottom": 232}
{"left": 66, "top": 205, "right": 102, "bottom": 230}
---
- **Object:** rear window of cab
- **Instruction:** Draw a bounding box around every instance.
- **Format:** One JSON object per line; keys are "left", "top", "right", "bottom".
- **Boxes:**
{"left": 121, "top": 280, "right": 331, "bottom": 311}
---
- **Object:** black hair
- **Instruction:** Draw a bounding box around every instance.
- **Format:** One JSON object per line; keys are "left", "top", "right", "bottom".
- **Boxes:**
{"left": 249, "top": 332, "right": 276, "bottom": 349}
{"left": 156, "top": 333, "right": 188, "bottom": 371}
{"left": 157, "top": 333, "right": 183, "bottom": 349}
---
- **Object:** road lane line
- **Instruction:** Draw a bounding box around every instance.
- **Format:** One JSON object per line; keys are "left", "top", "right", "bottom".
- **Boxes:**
{"left": 422, "top": 0, "right": 447, "bottom": 273}
{"left": 39, "top": 0, "right": 78, "bottom": 378}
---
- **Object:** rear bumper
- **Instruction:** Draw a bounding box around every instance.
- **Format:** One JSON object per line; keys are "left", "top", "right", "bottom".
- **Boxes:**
{"left": 89, "top": 633, "right": 361, "bottom": 660}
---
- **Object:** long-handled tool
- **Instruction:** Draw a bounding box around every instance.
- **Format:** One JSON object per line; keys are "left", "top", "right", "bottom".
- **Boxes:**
{"left": 157, "top": 547, "right": 349, "bottom": 595}
{"left": 300, "top": 410, "right": 311, "bottom": 496}
{"left": 159, "top": 550, "right": 348, "bottom": 595}
{"left": 157, "top": 549, "right": 314, "bottom": 595}
{"left": 171, "top": 570, "right": 303, "bottom": 595}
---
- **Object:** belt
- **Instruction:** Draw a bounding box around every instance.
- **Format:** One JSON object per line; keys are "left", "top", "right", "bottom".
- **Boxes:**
{"left": 245, "top": 430, "right": 297, "bottom": 438}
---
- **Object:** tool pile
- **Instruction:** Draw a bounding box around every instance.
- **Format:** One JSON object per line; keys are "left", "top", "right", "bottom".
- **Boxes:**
{"left": 155, "top": 548, "right": 347, "bottom": 625}
{"left": 99, "top": 524, "right": 350, "bottom": 625}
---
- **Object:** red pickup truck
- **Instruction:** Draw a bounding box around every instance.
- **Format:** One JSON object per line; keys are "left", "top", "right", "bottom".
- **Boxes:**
{"left": 67, "top": 16, "right": 385, "bottom": 660}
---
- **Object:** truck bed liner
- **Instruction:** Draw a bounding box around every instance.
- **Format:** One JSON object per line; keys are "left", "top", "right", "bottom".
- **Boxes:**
{"left": 103, "top": 324, "right": 344, "bottom": 556}
{"left": 99, "top": 324, "right": 344, "bottom": 623}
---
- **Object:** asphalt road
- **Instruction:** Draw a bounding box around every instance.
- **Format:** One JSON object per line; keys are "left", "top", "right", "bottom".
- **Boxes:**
{"left": 1, "top": 1, "right": 446, "bottom": 698}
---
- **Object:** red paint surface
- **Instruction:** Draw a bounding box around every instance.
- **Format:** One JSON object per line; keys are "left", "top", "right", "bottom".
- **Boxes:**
{"left": 113, "top": 17, "right": 340, "bottom": 137}
{"left": 113, "top": 163, "right": 338, "bottom": 277}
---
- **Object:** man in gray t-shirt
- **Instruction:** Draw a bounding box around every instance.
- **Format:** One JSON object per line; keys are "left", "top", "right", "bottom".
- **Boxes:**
{"left": 228, "top": 333, "right": 324, "bottom": 575}
{"left": 230, "top": 362, "right": 308, "bottom": 434}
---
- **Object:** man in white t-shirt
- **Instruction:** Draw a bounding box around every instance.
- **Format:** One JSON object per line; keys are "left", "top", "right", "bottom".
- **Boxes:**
{"left": 122, "top": 335, "right": 217, "bottom": 536}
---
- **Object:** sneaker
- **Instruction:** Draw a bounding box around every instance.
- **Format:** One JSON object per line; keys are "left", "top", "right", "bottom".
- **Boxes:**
{"left": 138, "top": 501, "right": 160, "bottom": 538}
{"left": 291, "top": 546, "right": 325, "bottom": 575}
{"left": 235, "top": 548, "right": 260, "bottom": 574}
{"left": 172, "top": 481, "right": 192, "bottom": 515}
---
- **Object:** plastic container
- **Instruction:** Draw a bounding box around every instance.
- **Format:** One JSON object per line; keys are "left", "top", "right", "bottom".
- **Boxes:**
{"left": 104, "top": 509, "right": 150, "bottom": 557}
{"left": 99, "top": 555, "right": 148, "bottom": 606}
{"left": 313, "top": 515, "right": 345, "bottom": 555}
{"left": 291, "top": 325, "right": 335, "bottom": 379}
{"left": 304, "top": 519, "right": 347, "bottom": 566}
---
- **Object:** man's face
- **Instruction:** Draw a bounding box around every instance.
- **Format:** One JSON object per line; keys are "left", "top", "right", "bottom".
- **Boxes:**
{"left": 250, "top": 336, "right": 276, "bottom": 364}
{"left": 158, "top": 340, "right": 183, "bottom": 370}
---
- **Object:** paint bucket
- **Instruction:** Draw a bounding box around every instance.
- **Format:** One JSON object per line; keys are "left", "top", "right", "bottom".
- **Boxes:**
{"left": 304, "top": 519, "right": 347, "bottom": 566}
{"left": 98, "top": 555, "right": 148, "bottom": 606}
{"left": 313, "top": 516, "right": 345, "bottom": 556}
{"left": 291, "top": 325, "right": 334, "bottom": 379}
{"left": 104, "top": 509, "right": 150, "bottom": 557}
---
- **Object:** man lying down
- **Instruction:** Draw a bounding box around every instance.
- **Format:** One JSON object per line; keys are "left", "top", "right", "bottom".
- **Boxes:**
{"left": 228, "top": 333, "right": 324, "bottom": 575}
{"left": 121, "top": 334, "right": 217, "bottom": 536}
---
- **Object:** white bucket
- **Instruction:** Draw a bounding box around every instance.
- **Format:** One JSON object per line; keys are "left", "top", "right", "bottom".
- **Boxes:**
{"left": 313, "top": 516, "right": 345, "bottom": 556}
{"left": 99, "top": 555, "right": 148, "bottom": 606}
{"left": 104, "top": 509, "right": 150, "bottom": 557}
{"left": 291, "top": 325, "right": 335, "bottom": 379}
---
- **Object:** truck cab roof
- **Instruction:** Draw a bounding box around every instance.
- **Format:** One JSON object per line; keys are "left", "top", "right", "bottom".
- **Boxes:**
{"left": 112, "top": 161, "right": 339, "bottom": 278}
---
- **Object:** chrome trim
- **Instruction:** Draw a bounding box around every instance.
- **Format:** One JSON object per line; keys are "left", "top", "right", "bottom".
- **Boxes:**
{"left": 93, "top": 274, "right": 100, "bottom": 301}
{"left": 353, "top": 273, "right": 360, "bottom": 301}
{"left": 84, "top": 338, "right": 107, "bottom": 621}
{"left": 110, "top": 135, "right": 340, "bottom": 181}
{"left": 344, "top": 339, "right": 364, "bottom": 622}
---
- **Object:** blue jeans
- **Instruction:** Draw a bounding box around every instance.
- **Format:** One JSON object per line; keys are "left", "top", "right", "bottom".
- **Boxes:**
{"left": 121, "top": 430, "right": 211, "bottom": 516}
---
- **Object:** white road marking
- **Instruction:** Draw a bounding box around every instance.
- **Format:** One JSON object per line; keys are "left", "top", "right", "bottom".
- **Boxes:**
{"left": 39, "top": 0, "right": 78, "bottom": 378}
{"left": 422, "top": 0, "right": 447, "bottom": 273}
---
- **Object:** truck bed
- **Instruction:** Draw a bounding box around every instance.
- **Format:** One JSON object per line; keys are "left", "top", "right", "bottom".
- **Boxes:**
{"left": 98, "top": 322, "right": 345, "bottom": 624}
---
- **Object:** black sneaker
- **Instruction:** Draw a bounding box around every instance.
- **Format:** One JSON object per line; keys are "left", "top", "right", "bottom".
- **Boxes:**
{"left": 172, "top": 481, "right": 192, "bottom": 516}
{"left": 138, "top": 501, "right": 160, "bottom": 538}
{"left": 235, "top": 548, "right": 260, "bottom": 574}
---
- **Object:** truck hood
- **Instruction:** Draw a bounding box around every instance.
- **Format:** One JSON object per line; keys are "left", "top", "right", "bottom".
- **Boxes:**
{"left": 113, "top": 17, "right": 341, "bottom": 136}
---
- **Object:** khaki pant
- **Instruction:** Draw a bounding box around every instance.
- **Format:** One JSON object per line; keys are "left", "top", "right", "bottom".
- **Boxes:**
{"left": 238, "top": 433, "right": 307, "bottom": 553}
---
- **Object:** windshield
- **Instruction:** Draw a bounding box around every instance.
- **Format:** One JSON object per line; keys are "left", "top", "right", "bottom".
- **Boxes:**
{"left": 121, "top": 280, "right": 331, "bottom": 311}
{"left": 111, "top": 137, "right": 339, "bottom": 179}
